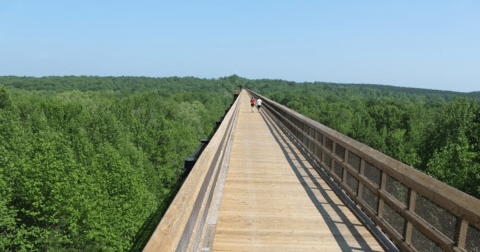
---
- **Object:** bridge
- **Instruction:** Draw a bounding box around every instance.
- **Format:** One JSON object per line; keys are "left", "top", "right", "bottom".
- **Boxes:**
{"left": 143, "top": 89, "right": 480, "bottom": 252}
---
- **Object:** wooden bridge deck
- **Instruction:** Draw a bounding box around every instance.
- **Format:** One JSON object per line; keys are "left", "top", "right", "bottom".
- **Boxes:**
{"left": 209, "top": 92, "right": 384, "bottom": 251}
{"left": 145, "top": 89, "right": 480, "bottom": 252}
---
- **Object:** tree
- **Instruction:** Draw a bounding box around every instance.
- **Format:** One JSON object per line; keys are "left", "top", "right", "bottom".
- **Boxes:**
{"left": 0, "top": 84, "right": 13, "bottom": 109}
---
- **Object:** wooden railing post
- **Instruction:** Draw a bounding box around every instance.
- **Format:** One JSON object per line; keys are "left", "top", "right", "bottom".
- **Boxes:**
{"left": 378, "top": 172, "right": 388, "bottom": 218}
{"left": 454, "top": 218, "right": 469, "bottom": 250}
{"left": 344, "top": 149, "right": 350, "bottom": 190}
{"left": 404, "top": 189, "right": 417, "bottom": 245}
{"left": 358, "top": 159, "right": 366, "bottom": 199}
{"left": 321, "top": 135, "right": 326, "bottom": 169}
{"left": 313, "top": 131, "right": 317, "bottom": 162}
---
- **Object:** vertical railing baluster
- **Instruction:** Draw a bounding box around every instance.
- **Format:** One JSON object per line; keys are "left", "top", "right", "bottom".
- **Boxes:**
{"left": 332, "top": 142, "right": 338, "bottom": 176}
{"left": 339, "top": 146, "right": 346, "bottom": 182}
{"left": 404, "top": 189, "right": 417, "bottom": 245}
{"left": 454, "top": 218, "right": 469, "bottom": 250}
{"left": 358, "top": 159, "right": 365, "bottom": 199}
{"left": 378, "top": 172, "right": 387, "bottom": 218}
{"left": 321, "top": 134, "right": 326, "bottom": 168}
{"left": 342, "top": 166, "right": 348, "bottom": 184}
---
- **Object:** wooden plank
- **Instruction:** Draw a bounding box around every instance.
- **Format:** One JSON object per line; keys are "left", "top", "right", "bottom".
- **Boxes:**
{"left": 211, "top": 93, "right": 385, "bottom": 251}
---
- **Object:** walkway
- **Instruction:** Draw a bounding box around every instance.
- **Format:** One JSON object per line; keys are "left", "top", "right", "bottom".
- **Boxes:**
{"left": 210, "top": 91, "right": 384, "bottom": 251}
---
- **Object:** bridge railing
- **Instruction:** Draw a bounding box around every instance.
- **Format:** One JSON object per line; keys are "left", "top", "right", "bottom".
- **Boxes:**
{"left": 143, "top": 90, "right": 243, "bottom": 252}
{"left": 248, "top": 89, "right": 480, "bottom": 252}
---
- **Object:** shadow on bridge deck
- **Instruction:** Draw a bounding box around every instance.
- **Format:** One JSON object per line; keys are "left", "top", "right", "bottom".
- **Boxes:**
{"left": 209, "top": 92, "right": 384, "bottom": 252}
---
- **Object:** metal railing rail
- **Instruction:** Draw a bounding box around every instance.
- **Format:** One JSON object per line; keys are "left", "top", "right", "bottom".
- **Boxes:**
{"left": 247, "top": 89, "right": 480, "bottom": 252}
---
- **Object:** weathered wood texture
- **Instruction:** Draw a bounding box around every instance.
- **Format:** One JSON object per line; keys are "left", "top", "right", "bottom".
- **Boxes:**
{"left": 211, "top": 92, "right": 384, "bottom": 251}
{"left": 248, "top": 89, "right": 480, "bottom": 252}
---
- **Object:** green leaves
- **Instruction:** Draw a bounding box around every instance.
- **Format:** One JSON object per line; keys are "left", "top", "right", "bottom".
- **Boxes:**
{"left": 422, "top": 98, "right": 480, "bottom": 197}
{"left": 0, "top": 78, "right": 235, "bottom": 251}
{"left": 0, "top": 84, "right": 13, "bottom": 110}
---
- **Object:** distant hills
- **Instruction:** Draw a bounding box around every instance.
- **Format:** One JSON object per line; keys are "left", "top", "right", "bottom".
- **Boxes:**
{"left": 339, "top": 83, "right": 480, "bottom": 98}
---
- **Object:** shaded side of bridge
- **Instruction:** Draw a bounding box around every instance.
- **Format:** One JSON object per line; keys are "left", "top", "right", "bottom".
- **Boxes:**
{"left": 143, "top": 89, "right": 480, "bottom": 252}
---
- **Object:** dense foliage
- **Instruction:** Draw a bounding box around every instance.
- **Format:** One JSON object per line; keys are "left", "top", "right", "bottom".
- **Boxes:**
{"left": 0, "top": 76, "right": 238, "bottom": 251}
{"left": 244, "top": 78, "right": 480, "bottom": 199}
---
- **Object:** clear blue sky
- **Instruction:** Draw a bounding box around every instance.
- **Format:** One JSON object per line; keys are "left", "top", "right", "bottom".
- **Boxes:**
{"left": 1, "top": 0, "right": 479, "bottom": 92}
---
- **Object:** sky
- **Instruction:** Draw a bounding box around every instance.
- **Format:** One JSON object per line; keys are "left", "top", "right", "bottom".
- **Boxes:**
{"left": 1, "top": 0, "right": 479, "bottom": 92}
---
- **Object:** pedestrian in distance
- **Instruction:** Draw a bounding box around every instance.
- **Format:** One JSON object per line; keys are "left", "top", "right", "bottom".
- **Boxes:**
{"left": 251, "top": 97, "right": 256, "bottom": 113}
{"left": 256, "top": 98, "right": 263, "bottom": 112}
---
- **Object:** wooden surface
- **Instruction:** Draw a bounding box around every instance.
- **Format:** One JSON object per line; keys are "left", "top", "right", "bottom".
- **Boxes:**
{"left": 247, "top": 90, "right": 480, "bottom": 252}
{"left": 211, "top": 92, "right": 385, "bottom": 252}
{"left": 143, "top": 91, "right": 244, "bottom": 252}
{"left": 247, "top": 90, "right": 480, "bottom": 232}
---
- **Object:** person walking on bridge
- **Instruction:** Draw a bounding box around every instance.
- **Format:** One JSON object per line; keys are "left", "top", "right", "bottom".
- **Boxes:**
{"left": 251, "top": 97, "right": 256, "bottom": 113}
{"left": 256, "top": 98, "right": 263, "bottom": 113}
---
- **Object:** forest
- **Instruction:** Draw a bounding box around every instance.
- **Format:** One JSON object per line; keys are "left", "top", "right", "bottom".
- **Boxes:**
{"left": 1, "top": 75, "right": 479, "bottom": 251}
{"left": 0, "top": 76, "right": 238, "bottom": 251}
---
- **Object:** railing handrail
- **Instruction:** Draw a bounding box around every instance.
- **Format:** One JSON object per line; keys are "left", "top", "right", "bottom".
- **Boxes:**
{"left": 143, "top": 90, "right": 244, "bottom": 252}
{"left": 247, "top": 88, "right": 480, "bottom": 252}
